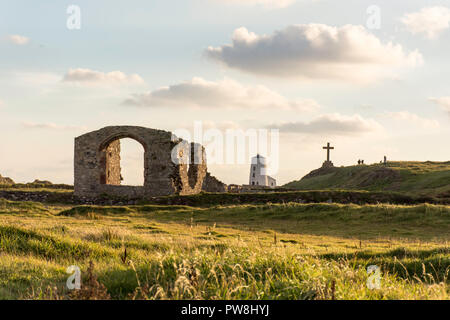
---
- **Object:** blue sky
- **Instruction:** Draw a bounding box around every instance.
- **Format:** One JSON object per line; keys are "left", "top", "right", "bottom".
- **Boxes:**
{"left": 0, "top": 0, "right": 449, "bottom": 185}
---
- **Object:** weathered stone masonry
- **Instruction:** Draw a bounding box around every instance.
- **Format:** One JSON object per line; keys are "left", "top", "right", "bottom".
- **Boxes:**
{"left": 74, "top": 126, "right": 226, "bottom": 198}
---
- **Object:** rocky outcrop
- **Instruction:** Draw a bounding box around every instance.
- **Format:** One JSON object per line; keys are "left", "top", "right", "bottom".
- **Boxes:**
{"left": 0, "top": 174, "right": 14, "bottom": 185}
{"left": 32, "top": 179, "right": 52, "bottom": 185}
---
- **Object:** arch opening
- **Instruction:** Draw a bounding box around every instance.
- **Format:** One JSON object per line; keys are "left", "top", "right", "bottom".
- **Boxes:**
{"left": 99, "top": 137, "right": 145, "bottom": 186}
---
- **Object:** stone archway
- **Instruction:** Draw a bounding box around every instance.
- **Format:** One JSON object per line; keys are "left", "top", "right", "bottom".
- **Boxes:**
{"left": 99, "top": 136, "right": 146, "bottom": 186}
{"left": 74, "top": 126, "right": 213, "bottom": 198}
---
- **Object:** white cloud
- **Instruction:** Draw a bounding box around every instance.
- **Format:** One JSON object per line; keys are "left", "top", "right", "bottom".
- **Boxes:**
{"left": 63, "top": 68, "right": 145, "bottom": 86}
{"left": 401, "top": 6, "right": 450, "bottom": 39}
{"left": 206, "top": 24, "right": 423, "bottom": 83}
{"left": 219, "top": 0, "right": 296, "bottom": 9}
{"left": 8, "top": 34, "right": 30, "bottom": 45}
{"left": 429, "top": 97, "right": 450, "bottom": 115}
{"left": 384, "top": 111, "right": 440, "bottom": 129}
{"left": 22, "top": 122, "right": 87, "bottom": 131}
{"left": 123, "top": 77, "right": 319, "bottom": 111}
{"left": 269, "top": 114, "right": 382, "bottom": 136}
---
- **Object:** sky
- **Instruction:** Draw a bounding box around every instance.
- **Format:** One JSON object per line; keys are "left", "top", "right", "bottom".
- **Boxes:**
{"left": 0, "top": 0, "right": 449, "bottom": 186}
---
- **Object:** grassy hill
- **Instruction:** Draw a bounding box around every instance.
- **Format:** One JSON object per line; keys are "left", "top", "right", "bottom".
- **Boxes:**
{"left": 284, "top": 161, "right": 450, "bottom": 200}
{"left": 0, "top": 162, "right": 448, "bottom": 300}
{"left": 0, "top": 198, "right": 448, "bottom": 299}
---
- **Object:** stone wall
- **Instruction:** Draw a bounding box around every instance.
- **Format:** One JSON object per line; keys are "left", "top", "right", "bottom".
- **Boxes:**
{"left": 100, "top": 139, "right": 121, "bottom": 185}
{"left": 74, "top": 126, "right": 219, "bottom": 199}
{"left": 3, "top": 189, "right": 443, "bottom": 206}
{"left": 202, "top": 172, "right": 228, "bottom": 193}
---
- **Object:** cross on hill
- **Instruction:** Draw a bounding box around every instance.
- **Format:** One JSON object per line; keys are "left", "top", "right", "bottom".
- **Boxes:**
{"left": 323, "top": 142, "right": 334, "bottom": 162}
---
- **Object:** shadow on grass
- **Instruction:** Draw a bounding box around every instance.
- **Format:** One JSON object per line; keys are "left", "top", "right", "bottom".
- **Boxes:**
{"left": 319, "top": 247, "right": 450, "bottom": 283}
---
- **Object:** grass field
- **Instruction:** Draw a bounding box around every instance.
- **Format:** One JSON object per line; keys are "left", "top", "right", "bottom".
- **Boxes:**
{"left": 0, "top": 198, "right": 448, "bottom": 300}
{"left": 284, "top": 161, "right": 450, "bottom": 200}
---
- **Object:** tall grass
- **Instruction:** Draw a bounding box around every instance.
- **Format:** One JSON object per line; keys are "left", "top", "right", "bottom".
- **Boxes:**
{"left": 0, "top": 199, "right": 448, "bottom": 300}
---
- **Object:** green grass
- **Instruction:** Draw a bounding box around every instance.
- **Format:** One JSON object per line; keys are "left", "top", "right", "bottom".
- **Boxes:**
{"left": 284, "top": 161, "right": 450, "bottom": 200}
{"left": 0, "top": 182, "right": 73, "bottom": 190}
{"left": 0, "top": 198, "right": 448, "bottom": 300}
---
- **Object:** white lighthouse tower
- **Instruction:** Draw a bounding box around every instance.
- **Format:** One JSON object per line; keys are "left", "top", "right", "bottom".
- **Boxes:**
{"left": 249, "top": 154, "right": 276, "bottom": 187}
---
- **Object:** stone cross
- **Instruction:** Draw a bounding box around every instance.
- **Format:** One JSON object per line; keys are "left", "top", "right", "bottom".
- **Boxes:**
{"left": 323, "top": 142, "right": 334, "bottom": 162}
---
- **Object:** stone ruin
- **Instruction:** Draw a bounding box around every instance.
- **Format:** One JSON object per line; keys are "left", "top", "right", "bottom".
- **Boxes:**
{"left": 74, "top": 126, "right": 227, "bottom": 199}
